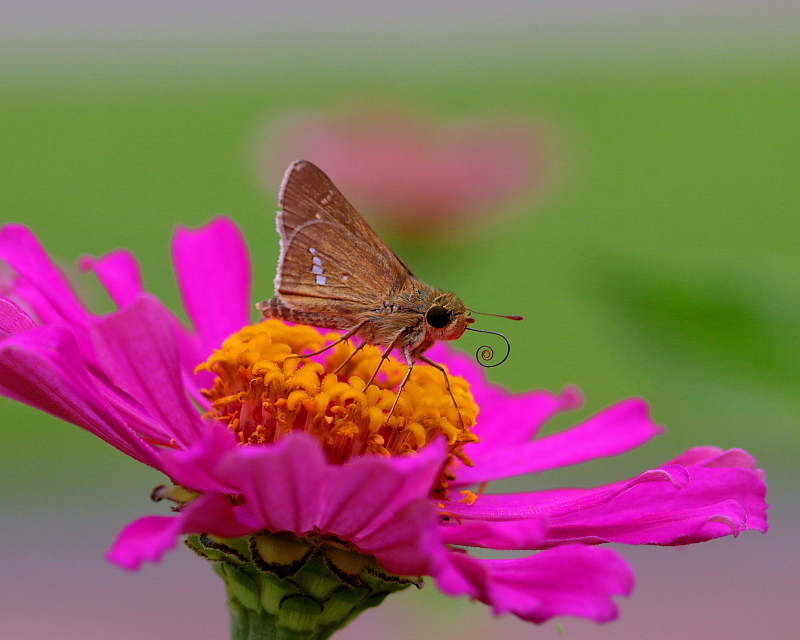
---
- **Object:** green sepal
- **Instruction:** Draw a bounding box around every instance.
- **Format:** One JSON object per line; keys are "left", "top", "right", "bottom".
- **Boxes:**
{"left": 250, "top": 532, "right": 315, "bottom": 578}
{"left": 186, "top": 533, "right": 251, "bottom": 565}
{"left": 193, "top": 531, "right": 420, "bottom": 640}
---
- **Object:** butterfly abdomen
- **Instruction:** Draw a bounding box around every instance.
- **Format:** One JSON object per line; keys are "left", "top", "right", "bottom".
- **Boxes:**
{"left": 257, "top": 297, "right": 354, "bottom": 331}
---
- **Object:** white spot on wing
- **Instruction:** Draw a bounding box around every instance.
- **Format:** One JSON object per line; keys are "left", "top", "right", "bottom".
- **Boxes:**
{"left": 319, "top": 190, "right": 336, "bottom": 206}
{"left": 309, "top": 248, "right": 326, "bottom": 282}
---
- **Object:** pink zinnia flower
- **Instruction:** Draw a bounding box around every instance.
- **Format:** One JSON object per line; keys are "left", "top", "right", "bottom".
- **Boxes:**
{"left": 260, "top": 102, "right": 552, "bottom": 237}
{"left": 0, "top": 218, "right": 767, "bottom": 635}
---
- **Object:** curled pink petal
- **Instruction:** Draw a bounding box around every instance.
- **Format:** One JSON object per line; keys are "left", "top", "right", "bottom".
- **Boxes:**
{"left": 107, "top": 515, "right": 183, "bottom": 571}
{"left": 435, "top": 545, "right": 634, "bottom": 624}
{"left": 668, "top": 445, "right": 759, "bottom": 471}
{"left": 172, "top": 217, "right": 252, "bottom": 353}
{"left": 79, "top": 249, "right": 145, "bottom": 309}
{"left": 483, "top": 546, "right": 635, "bottom": 623}
{"left": 107, "top": 493, "right": 258, "bottom": 572}
{"left": 448, "top": 452, "right": 767, "bottom": 547}
{"left": 539, "top": 453, "right": 768, "bottom": 546}
{"left": 448, "top": 466, "right": 691, "bottom": 521}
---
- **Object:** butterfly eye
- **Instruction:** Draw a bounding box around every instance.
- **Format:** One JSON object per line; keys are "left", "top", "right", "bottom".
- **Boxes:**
{"left": 426, "top": 305, "right": 452, "bottom": 329}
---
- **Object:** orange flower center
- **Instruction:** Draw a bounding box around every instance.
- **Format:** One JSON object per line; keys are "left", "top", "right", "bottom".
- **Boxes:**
{"left": 197, "top": 320, "right": 479, "bottom": 491}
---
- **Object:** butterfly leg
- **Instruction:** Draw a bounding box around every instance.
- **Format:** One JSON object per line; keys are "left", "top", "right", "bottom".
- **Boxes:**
{"left": 419, "top": 355, "right": 465, "bottom": 430}
{"left": 365, "top": 337, "right": 402, "bottom": 387}
{"left": 385, "top": 347, "right": 416, "bottom": 423}
{"left": 331, "top": 340, "right": 368, "bottom": 374}
{"left": 285, "top": 322, "right": 367, "bottom": 360}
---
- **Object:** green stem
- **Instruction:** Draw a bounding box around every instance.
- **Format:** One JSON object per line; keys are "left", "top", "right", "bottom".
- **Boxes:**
{"left": 229, "top": 598, "right": 324, "bottom": 640}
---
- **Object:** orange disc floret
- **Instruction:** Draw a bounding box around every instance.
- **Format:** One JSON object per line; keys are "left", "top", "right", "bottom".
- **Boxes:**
{"left": 197, "top": 320, "right": 479, "bottom": 473}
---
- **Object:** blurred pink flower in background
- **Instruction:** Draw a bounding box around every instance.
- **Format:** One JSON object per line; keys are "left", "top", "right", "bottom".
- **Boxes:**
{"left": 259, "top": 102, "right": 553, "bottom": 237}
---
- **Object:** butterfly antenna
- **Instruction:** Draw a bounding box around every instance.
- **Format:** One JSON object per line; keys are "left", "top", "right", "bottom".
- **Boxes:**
{"left": 464, "top": 327, "right": 512, "bottom": 368}
{"left": 468, "top": 309, "right": 524, "bottom": 321}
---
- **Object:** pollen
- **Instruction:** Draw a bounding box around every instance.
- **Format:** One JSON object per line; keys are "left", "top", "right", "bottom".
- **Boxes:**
{"left": 197, "top": 320, "right": 480, "bottom": 474}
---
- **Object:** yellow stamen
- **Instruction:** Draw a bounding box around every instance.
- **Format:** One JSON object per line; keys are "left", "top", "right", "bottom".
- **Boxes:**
{"left": 197, "top": 321, "right": 479, "bottom": 488}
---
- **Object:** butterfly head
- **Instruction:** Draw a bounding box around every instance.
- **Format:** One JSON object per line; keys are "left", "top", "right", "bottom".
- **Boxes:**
{"left": 424, "top": 294, "right": 474, "bottom": 342}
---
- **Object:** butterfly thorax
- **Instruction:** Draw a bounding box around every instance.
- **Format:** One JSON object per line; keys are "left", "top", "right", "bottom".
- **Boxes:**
{"left": 260, "top": 280, "right": 472, "bottom": 362}
{"left": 354, "top": 281, "right": 473, "bottom": 360}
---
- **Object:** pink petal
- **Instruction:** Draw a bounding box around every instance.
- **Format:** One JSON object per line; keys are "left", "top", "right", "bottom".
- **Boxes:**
{"left": 0, "top": 325, "right": 159, "bottom": 466}
{"left": 439, "top": 516, "right": 548, "bottom": 550}
{"left": 314, "top": 438, "right": 446, "bottom": 538}
{"left": 667, "top": 446, "right": 761, "bottom": 472}
{"left": 160, "top": 432, "right": 449, "bottom": 575}
{"left": 447, "top": 466, "right": 691, "bottom": 521}
{"left": 158, "top": 424, "right": 243, "bottom": 494}
{"left": 467, "top": 387, "right": 582, "bottom": 467}
{"left": 431, "top": 546, "right": 489, "bottom": 599}
{"left": 92, "top": 294, "right": 205, "bottom": 445}
{"left": 484, "top": 546, "right": 634, "bottom": 623}
{"left": 0, "top": 224, "right": 90, "bottom": 328}
{"left": 542, "top": 463, "right": 768, "bottom": 546}
{"left": 107, "top": 493, "right": 257, "bottom": 571}
{"left": 106, "top": 515, "right": 183, "bottom": 571}
{"left": 172, "top": 217, "right": 252, "bottom": 353}
{"left": 217, "top": 433, "right": 329, "bottom": 534}
{"left": 545, "top": 500, "right": 751, "bottom": 546}
{"left": 173, "top": 323, "right": 217, "bottom": 405}
{"left": 447, "top": 450, "right": 767, "bottom": 547}
{"left": 353, "top": 499, "right": 441, "bottom": 576}
{"left": 435, "top": 545, "right": 634, "bottom": 624}
{"left": 666, "top": 445, "right": 726, "bottom": 466}
{"left": 217, "top": 433, "right": 445, "bottom": 539}
{"left": 0, "top": 296, "right": 36, "bottom": 337}
{"left": 456, "top": 398, "right": 663, "bottom": 485}
{"left": 79, "top": 249, "right": 145, "bottom": 309}
{"left": 179, "top": 492, "right": 259, "bottom": 539}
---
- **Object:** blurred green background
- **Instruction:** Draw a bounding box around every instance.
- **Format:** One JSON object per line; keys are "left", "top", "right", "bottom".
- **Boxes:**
{"left": 1, "top": 3, "right": 798, "bottom": 639}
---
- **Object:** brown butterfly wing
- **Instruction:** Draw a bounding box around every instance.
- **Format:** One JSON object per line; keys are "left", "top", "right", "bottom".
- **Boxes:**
{"left": 274, "top": 160, "right": 413, "bottom": 313}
